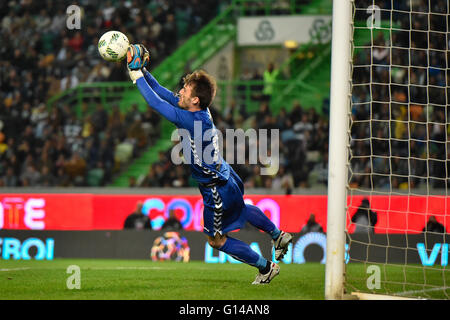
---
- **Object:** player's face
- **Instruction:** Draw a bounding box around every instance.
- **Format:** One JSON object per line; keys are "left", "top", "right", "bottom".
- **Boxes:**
{"left": 178, "top": 84, "right": 197, "bottom": 110}
{"left": 178, "top": 84, "right": 192, "bottom": 109}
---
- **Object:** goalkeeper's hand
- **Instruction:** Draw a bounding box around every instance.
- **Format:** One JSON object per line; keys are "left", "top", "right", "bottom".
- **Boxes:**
{"left": 126, "top": 44, "right": 150, "bottom": 70}
{"left": 128, "top": 66, "right": 143, "bottom": 84}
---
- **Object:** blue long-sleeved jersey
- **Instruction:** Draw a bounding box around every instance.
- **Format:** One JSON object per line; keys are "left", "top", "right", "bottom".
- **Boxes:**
{"left": 136, "top": 70, "right": 231, "bottom": 185}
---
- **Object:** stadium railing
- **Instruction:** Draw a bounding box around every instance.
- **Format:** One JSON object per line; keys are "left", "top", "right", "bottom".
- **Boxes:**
{"left": 47, "top": 82, "right": 136, "bottom": 115}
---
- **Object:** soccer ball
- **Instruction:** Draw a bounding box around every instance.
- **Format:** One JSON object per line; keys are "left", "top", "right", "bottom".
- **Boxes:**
{"left": 98, "top": 31, "right": 129, "bottom": 62}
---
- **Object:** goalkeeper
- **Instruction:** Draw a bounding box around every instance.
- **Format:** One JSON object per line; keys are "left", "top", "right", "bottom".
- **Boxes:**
{"left": 126, "top": 44, "right": 292, "bottom": 284}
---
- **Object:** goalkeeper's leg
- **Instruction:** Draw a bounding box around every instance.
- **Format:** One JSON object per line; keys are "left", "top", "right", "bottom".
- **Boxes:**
{"left": 207, "top": 233, "right": 280, "bottom": 284}
{"left": 244, "top": 204, "right": 293, "bottom": 260}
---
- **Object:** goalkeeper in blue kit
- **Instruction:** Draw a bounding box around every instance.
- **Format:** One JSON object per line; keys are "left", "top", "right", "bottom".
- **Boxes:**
{"left": 126, "top": 44, "right": 292, "bottom": 284}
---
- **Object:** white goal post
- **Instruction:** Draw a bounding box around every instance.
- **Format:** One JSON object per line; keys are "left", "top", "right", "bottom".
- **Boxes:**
{"left": 325, "top": 0, "right": 352, "bottom": 300}
{"left": 326, "top": 0, "right": 450, "bottom": 300}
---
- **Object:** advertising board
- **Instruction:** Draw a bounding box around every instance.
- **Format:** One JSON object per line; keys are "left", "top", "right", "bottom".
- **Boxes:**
{"left": 0, "top": 194, "right": 447, "bottom": 235}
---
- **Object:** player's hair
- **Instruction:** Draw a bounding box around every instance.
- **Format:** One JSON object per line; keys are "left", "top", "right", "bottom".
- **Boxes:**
{"left": 183, "top": 70, "right": 217, "bottom": 110}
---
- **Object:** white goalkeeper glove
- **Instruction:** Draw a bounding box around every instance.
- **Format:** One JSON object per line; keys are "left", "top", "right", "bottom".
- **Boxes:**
{"left": 127, "top": 66, "right": 144, "bottom": 84}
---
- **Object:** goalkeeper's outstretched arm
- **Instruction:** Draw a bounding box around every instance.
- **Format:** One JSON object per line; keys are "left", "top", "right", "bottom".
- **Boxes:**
{"left": 134, "top": 75, "right": 181, "bottom": 126}
{"left": 126, "top": 43, "right": 189, "bottom": 128}
{"left": 127, "top": 43, "right": 179, "bottom": 107}
{"left": 142, "top": 68, "right": 179, "bottom": 107}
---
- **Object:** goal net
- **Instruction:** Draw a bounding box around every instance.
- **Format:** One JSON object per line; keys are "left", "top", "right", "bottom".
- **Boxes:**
{"left": 344, "top": 0, "right": 450, "bottom": 299}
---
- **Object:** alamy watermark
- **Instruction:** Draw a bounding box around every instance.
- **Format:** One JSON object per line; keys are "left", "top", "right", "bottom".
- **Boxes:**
{"left": 366, "top": 265, "right": 381, "bottom": 290}
{"left": 66, "top": 5, "right": 81, "bottom": 30}
{"left": 366, "top": 5, "right": 381, "bottom": 29}
{"left": 66, "top": 265, "right": 81, "bottom": 289}
{"left": 170, "top": 122, "right": 279, "bottom": 176}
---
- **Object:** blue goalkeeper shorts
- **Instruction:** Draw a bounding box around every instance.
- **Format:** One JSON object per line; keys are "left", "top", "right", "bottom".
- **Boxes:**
{"left": 200, "top": 168, "right": 247, "bottom": 237}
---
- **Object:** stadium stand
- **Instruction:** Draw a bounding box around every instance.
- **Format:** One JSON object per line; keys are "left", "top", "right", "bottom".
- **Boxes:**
{"left": 0, "top": 0, "right": 330, "bottom": 190}
{"left": 0, "top": 0, "right": 223, "bottom": 187}
{"left": 349, "top": 0, "right": 448, "bottom": 190}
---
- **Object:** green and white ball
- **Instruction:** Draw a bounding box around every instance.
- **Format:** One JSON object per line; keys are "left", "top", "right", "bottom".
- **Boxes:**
{"left": 98, "top": 31, "right": 129, "bottom": 62}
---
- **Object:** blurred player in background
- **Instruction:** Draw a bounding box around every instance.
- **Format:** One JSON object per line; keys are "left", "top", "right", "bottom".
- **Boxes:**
{"left": 126, "top": 44, "right": 292, "bottom": 284}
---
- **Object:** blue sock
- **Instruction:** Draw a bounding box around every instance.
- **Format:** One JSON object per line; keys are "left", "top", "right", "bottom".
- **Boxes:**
{"left": 245, "top": 204, "right": 281, "bottom": 240}
{"left": 220, "top": 237, "right": 268, "bottom": 272}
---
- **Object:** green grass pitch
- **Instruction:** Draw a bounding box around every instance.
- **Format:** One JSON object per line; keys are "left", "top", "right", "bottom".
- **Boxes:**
{"left": 1, "top": 259, "right": 449, "bottom": 300}
{"left": 0, "top": 259, "right": 325, "bottom": 300}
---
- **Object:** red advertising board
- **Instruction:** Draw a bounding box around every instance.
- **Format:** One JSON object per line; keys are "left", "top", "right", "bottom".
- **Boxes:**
{"left": 0, "top": 194, "right": 448, "bottom": 233}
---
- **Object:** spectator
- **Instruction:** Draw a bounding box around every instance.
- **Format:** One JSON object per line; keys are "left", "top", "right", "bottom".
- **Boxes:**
{"left": 161, "top": 13, "right": 178, "bottom": 55}
{"left": 271, "top": 165, "right": 294, "bottom": 194}
{"left": 300, "top": 214, "right": 324, "bottom": 234}
{"left": 262, "top": 62, "right": 280, "bottom": 102}
{"left": 127, "top": 117, "right": 147, "bottom": 149}
{"left": 351, "top": 198, "right": 378, "bottom": 234}
{"left": 91, "top": 103, "right": 108, "bottom": 133}
{"left": 20, "top": 164, "right": 42, "bottom": 187}
{"left": 123, "top": 201, "right": 152, "bottom": 230}
{"left": 255, "top": 102, "right": 271, "bottom": 128}
{"left": 161, "top": 209, "right": 184, "bottom": 231}
{"left": 422, "top": 216, "right": 446, "bottom": 234}
{"left": 55, "top": 167, "right": 70, "bottom": 187}
{"left": 128, "top": 176, "right": 138, "bottom": 188}
{"left": 68, "top": 31, "right": 84, "bottom": 53}
{"left": 140, "top": 165, "right": 159, "bottom": 187}
{"left": 40, "top": 165, "right": 55, "bottom": 186}
{"left": 4, "top": 167, "right": 18, "bottom": 187}
{"left": 64, "top": 151, "right": 87, "bottom": 185}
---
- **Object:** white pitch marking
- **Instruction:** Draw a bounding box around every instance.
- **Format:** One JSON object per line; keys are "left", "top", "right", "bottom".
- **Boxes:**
{"left": 0, "top": 267, "right": 31, "bottom": 272}
{"left": 395, "top": 286, "right": 449, "bottom": 298}
{"left": 86, "top": 266, "right": 176, "bottom": 270}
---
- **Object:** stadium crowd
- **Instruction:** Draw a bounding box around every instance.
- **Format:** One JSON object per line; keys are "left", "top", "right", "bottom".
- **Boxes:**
{"left": 350, "top": 0, "right": 449, "bottom": 190}
{"left": 0, "top": 0, "right": 328, "bottom": 190}
{"left": 0, "top": 0, "right": 222, "bottom": 187}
